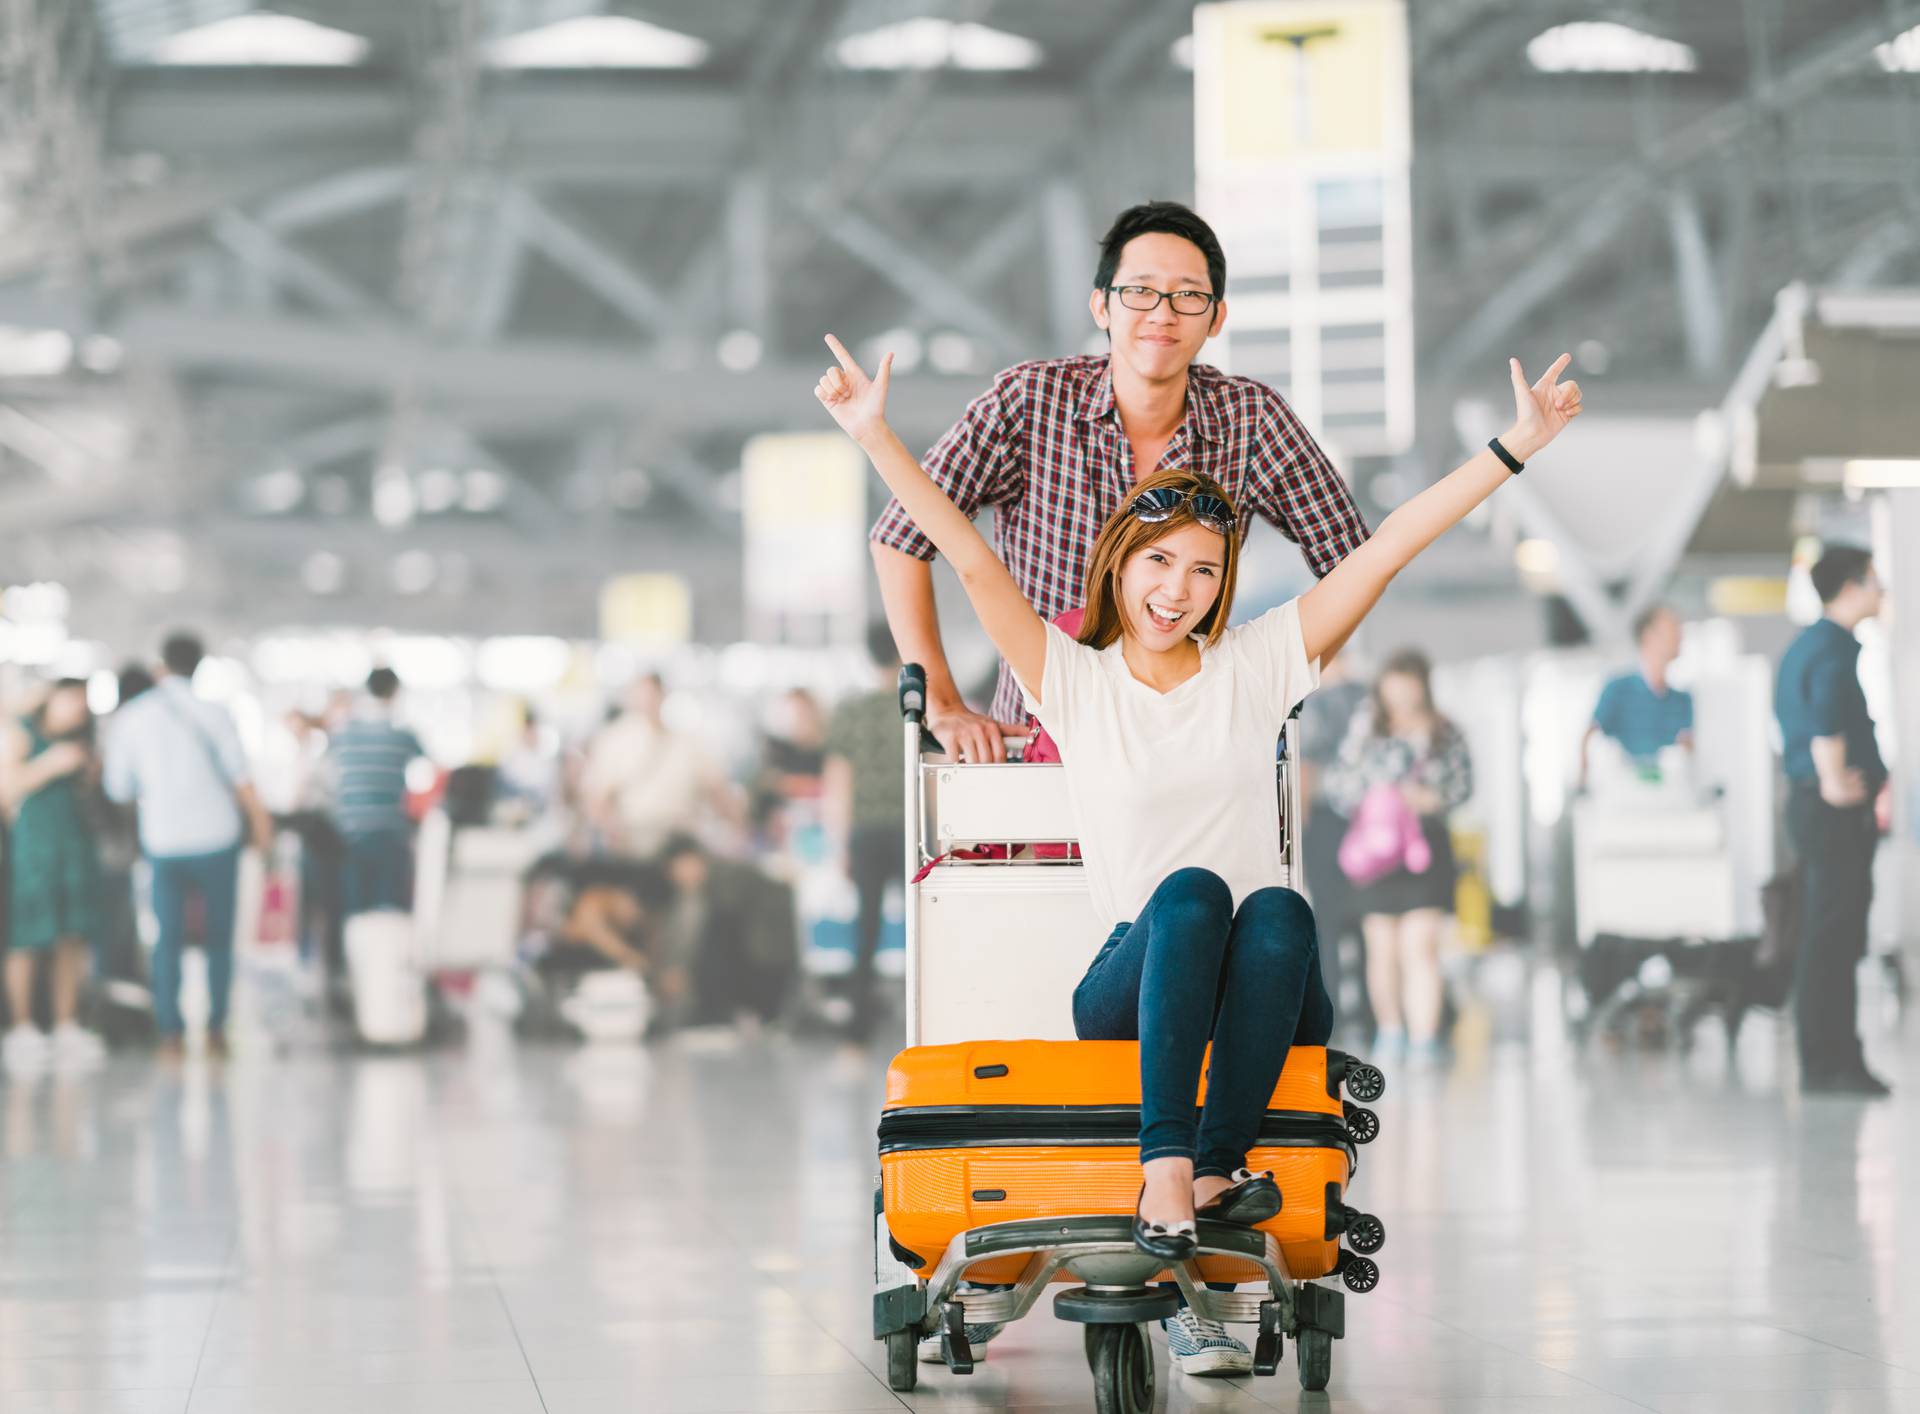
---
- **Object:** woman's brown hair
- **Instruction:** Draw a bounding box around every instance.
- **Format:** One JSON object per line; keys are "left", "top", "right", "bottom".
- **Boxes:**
{"left": 1368, "top": 648, "right": 1458, "bottom": 743}
{"left": 1076, "top": 468, "right": 1242, "bottom": 651}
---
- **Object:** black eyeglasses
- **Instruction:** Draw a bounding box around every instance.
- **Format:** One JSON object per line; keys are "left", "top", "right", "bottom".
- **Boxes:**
{"left": 1106, "top": 284, "right": 1218, "bottom": 316}
{"left": 1129, "top": 486, "right": 1235, "bottom": 537}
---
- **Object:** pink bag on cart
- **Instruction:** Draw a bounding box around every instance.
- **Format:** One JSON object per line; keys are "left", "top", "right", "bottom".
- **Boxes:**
{"left": 1337, "top": 784, "right": 1432, "bottom": 887}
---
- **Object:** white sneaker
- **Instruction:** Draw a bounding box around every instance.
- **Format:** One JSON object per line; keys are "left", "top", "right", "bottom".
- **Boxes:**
{"left": 51, "top": 1023, "right": 106, "bottom": 1070}
{"left": 3, "top": 1025, "right": 51, "bottom": 1076}
{"left": 1162, "top": 1307, "right": 1254, "bottom": 1376}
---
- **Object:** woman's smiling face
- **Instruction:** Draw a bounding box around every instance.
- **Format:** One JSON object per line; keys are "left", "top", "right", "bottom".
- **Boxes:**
{"left": 1115, "top": 521, "right": 1226, "bottom": 649}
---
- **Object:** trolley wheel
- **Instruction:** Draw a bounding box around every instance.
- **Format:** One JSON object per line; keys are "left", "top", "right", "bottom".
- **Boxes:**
{"left": 1344, "top": 1062, "right": 1386, "bottom": 1103}
{"left": 1087, "top": 1322, "right": 1154, "bottom": 1414}
{"left": 1345, "top": 1105, "right": 1380, "bottom": 1145}
{"left": 885, "top": 1330, "right": 918, "bottom": 1392}
{"left": 1297, "top": 1326, "right": 1333, "bottom": 1391}
{"left": 1339, "top": 1252, "right": 1380, "bottom": 1293}
{"left": 1346, "top": 1211, "right": 1386, "bottom": 1255}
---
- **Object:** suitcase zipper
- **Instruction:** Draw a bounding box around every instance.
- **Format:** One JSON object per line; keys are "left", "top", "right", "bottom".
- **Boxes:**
{"left": 878, "top": 1104, "right": 1357, "bottom": 1170}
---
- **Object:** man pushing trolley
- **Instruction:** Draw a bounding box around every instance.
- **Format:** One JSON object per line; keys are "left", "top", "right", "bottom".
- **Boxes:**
{"left": 818, "top": 331, "right": 1584, "bottom": 1407}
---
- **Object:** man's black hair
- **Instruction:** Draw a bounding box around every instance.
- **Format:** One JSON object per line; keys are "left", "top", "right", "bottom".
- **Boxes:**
{"left": 1632, "top": 604, "right": 1675, "bottom": 643}
{"left": 367, "top": 666, "right": 401, "bottom": 700}
{"left": 657, "top": 832, "right": 704, "bottom": 864}
{"left": 1093, "top": 201, "right": 1228, "bottom": 300}
{"left": 1810, "top": 544, "right": 1874, "bottom": 605}
{"left": 160, "top": 631, "right": 204, "bottom": 678}
{"left": 866, "top": 620, "right": 901, "bottom": 670}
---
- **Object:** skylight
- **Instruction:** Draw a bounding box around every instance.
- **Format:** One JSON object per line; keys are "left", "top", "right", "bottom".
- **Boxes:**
{"left": 1526, "top": 21, "right": 1696, "bottom": 74}
{"left": 151, "top": 13, "right": 369, "bottom": 66}
{"left": 1875, "top": 22, "right": 1920, "bottom": 73}
{"left": 488, "top": 15, "right": 710, "bottom": 70}
{"left": 835, "top": 18, "right": 1042, "bottom": 72}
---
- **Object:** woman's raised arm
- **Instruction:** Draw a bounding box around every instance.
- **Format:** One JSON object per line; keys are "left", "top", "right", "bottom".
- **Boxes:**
{"left": 815, "top": 335, "right": 1048, "bottom": 704}
{"left": 1299, "top": 354, "right": 1582, "bottom": 665}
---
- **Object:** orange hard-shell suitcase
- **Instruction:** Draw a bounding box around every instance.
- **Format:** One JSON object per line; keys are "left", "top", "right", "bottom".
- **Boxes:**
{"left": 879, "top": 1040, "right": 1383, "bottom": 1287}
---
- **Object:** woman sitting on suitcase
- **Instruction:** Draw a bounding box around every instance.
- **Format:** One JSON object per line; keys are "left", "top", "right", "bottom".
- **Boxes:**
{"left": 816, "top": 334, "right": 1582, "bottom": 1261}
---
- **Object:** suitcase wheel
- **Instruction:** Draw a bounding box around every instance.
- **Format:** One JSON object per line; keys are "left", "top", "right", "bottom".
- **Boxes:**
{"left": 1087, "top": 1321, "right": 1154, "bottom": 1414}
{"left": 1344, "top": 1103, "right": 1380, "bottom": 1144}
{"left": 1346, "top": 1211, "right": 1386, "bottom": 1255}
{"left": 1343, "top": 1062, "right": 1386, "bottom": 1103}
{"left": 1337, "top": 1250, "right": 1380, "bottom": 1293}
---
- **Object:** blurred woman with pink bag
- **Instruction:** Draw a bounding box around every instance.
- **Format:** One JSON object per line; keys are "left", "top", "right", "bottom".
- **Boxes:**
{"left": 1324, "top": 650, "right": 1473, "bottom": 1066}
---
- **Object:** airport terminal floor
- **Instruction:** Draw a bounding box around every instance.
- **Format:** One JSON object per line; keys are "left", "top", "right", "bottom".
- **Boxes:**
{"left": 2, "top": 980, "right": 1913, "bottom": 1414}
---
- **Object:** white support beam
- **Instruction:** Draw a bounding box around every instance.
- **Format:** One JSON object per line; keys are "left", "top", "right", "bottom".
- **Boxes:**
{"left": 1431, "top": 10, "right": 1916, "bottom": 378}
{"left": 1042, "top": 179, "right": 1094, "bottom": 355}
{"left": 1452, "top": 398, "right": 1630, "bottom": 646}
{"left": 1086, "top": 0, "right": 1194, "bottom": 92}
{"left": 724, "top": 173, "right": 772, "bottom": 339}
{"left": 786, "top": 191, "right": 1036, "bottom": 355}
{"left": 209, "top": 210, "right": 386, "bottom": 318}
{"left": 1664, "top": 184, "right": 1726, "bottom": 378}
{"left": 463, "top": 184, "right": 530, "bottom": 338}
{"left": 0, "top": 159, "right": 345, "bottom": 285}
{"left": 255, "top": 164, "right": 412, "bottom": 232}
{"left": 512, "top": 186, "right": 674, "bottom": 334}
{"left": 111, "top": 303, "right": 985, "bottom": 434}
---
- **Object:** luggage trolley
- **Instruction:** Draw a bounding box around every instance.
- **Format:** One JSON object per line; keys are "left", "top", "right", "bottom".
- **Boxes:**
{"left": 872, "top": 665, "right": 1384, "bottom": 1410}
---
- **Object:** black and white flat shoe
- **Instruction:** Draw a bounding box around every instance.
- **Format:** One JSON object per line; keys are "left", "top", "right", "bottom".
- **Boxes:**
{"left": 1195, "top": 1168, "right": 1281, "bottom": 1226}
{"left": 1132, "top": 1186, "right": 1198, "bottom": 1261}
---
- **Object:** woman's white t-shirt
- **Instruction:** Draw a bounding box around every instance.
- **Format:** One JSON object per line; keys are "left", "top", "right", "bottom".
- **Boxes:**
{"left": 1016, "top": 600, "right": 1321, "bottom": 935}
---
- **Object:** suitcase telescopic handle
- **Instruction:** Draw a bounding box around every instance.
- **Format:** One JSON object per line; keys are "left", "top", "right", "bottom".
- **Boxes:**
{"left": 899, "top": 663, "right": 928, "bottom": 724}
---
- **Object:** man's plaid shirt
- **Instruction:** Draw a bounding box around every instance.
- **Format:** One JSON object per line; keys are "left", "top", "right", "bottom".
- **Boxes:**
{"left": 870, "top": 354, "right": 1371, "bottom": 725}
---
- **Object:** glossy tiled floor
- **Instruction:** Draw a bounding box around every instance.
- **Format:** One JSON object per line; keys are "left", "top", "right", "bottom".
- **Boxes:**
{"left": 0, "top": 986, "right": 1913, "bottom": 1414}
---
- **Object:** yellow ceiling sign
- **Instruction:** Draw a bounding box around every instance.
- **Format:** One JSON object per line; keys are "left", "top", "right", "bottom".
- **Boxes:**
{"left": 599, "top": 573, "right": 691, "bottom": 645}
{"left": 1203, "top": 1, "right": 1402, "bottom": 160}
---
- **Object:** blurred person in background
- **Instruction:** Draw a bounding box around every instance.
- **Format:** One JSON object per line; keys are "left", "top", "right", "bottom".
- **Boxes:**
{"left": 269, "top": 707, "right": 344, "bottom": 969}
{"left": 326, "top": 667, "right": 427, "bottom": 916}
{"left": 659, "top": 833, "right": 800, "bottom": 1031}
{"left": 869, "top": 199, "right": 1369, "bottom": 765}
{"left": 1, "top": 679, "right": 108, "bottom": 1074}
{"left": 1580, "top": 603, "right": 1693, "bottom": 786}
{"left": 103, "top": 631, "right": 273, "bottom": 1061}
{"left": 581, "top": 672, "right": 739, "bottom": 857}
{"left": 1775, "top": 545, "right": 1890, "bottom": 1097}
{"left": 1296, "top": 652, "right": 1371, "bottom": 1036}
{"left": 496, "top": 703, "right": 562, "bottom": 820}
{"left": 751, "top": 687, "right": 829, "bottom": 850}
{"left": 822, "top": 623, "right": 908, "bottom": 1039}
{"left": 88, "top": 665, "right": 157, "bottom": 1015}
{"left": 526, "top": 860, "right": 663, "bottom": 984}
{"left": 1324, "top": 649, "right": 1473, "bottom": 1067}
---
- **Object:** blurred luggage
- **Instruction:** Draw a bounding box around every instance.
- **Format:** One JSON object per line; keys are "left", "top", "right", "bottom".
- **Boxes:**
{"left": 557, "top": 969, "right": 652, "bottom": 1043}
{"left": 344, "top": 909, "right": 426, "bottom": 1045}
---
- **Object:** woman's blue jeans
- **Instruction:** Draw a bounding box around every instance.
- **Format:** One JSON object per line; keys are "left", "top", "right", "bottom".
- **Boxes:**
{"left": 1073, "top": 867, "right": 1332, "bottom": 1178}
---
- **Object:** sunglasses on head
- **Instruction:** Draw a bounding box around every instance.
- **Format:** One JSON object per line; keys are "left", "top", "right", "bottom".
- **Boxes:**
{"left": 1128, "top": 486, "right": 1235, "bottom": 537}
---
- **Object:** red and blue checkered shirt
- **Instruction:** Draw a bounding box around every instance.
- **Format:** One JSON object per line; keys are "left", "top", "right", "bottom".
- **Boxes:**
{"left": 870, "top": 354, "right": 1371, "bottom": 725}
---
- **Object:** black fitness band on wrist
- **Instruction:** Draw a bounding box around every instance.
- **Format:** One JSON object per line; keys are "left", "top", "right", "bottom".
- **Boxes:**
{"left": 1487, "top": 436, "right": 1524, "bottom": 475}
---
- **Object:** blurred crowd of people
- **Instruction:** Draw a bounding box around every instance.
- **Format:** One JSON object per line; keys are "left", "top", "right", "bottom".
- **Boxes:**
{"left": 0, "top": 617, "right": 917, "bottom": 1071}
{"left": 0, "top": 541, "right": 1895, "bottom": 1086}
